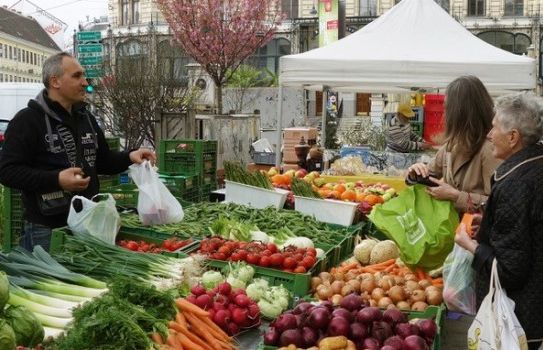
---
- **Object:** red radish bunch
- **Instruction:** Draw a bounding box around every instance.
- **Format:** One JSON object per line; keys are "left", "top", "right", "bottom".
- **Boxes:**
{"left": 197, "top": 238, "right": 317, "bottom": 273}
{"left": 187, "top": 282, "right": 261, "bottom": 335}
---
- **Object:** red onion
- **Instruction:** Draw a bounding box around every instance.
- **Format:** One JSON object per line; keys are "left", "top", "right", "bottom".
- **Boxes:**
{"left": 327, "top": 317, "right": 350, "bottom": 337}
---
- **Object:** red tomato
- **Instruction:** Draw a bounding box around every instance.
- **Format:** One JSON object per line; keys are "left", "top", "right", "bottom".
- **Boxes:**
{"left": 269, "top": 253, "right": 284, "bottom": 267}
{"left": 282, "top": 257, "right": 297, "bottom": 269}
{"left": 126, "top": 241, "right": 139, "bottom": 251}
{"left": 266, "top": 243, "right": 278, "bottom": 253}
{"left": 259, "top": 256, "right": 271, "bottom": 267}
{"left": 306, "top": 248, "right": 317, "bottom": 257}
{"left": 261, "top": 249, "right": 272, "bottom": 257}
{"left": 230, "top": 252, "right": 242, "bottom": 261}
{"left": 212, "top": 252, "right": 227, "bottom": 260}
{"left": 237, "top": 250, "right": 248, "bottom": 261}
{"left": 293, "top": 253, "right": 304, "bottom": 261}
{"left": 293, "top": 266, "right": 307, "bottom": 273}
{"left": 301, "top": 256, "right": 316, "bottom": 269}
{"left": 163, "top": 239, "right": 174, "bottom": 250}
{"left": 218, "top": 245, "right": 231, "bottom": 255}
{"left": 246, "top": 253, "right": 260, "bottom": 265}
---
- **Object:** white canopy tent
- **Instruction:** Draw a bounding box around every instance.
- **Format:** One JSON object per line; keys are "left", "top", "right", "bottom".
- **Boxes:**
{"left": 274, "top": 0, "right": 536, "bottom": 164}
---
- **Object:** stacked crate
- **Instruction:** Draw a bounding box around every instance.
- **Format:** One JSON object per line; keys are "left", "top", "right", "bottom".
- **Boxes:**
{"left": 99, "top": 137, "right": 121, "bottom": 190}
{"left": 1, "top": 187, "right": 23, "bottom": 251}
{"left": 158, "top": 139, "right": 218, "bottom": 202}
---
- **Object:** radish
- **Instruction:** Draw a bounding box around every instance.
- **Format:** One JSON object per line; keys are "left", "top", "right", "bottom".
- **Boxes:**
{"left": 218, "top": 282, "right": 232, "bottom": 295}
{"left": 191, "top": 284, "right": 206, "bottom": 296}
{"left": 232, "top": 308, "right": 248, "bottom": 324}
{"left": 234, "top": 294, "right": 251, "bottom": 307}
{"left": 195, "top": 294, "right": 212, "bottom": 310}
{"left": 213, "top": 309, "right": 230, "bottom": 328}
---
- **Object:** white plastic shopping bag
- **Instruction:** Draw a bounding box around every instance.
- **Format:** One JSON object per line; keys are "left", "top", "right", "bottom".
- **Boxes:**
{"left": 467, "top": 259, "right": 528, "bottom": 350}
{"left": 442, "top": 243, "right": 476, "bottom": 315}
{"left": 67, "top": 194, "right": 121, "bottom": 244}
{"left": 129, "top": 160, "right": 184, "bottom": 225}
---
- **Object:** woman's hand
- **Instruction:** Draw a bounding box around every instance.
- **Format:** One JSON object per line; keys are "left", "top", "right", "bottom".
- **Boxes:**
{"left": 407, "top": 163, "right": 430, "bottom": 178}
{"left": 455, "top": 224, "right": 479, "bottom": 253}
{"left": 426, "top": 177, "right": 460, "bottom": 202}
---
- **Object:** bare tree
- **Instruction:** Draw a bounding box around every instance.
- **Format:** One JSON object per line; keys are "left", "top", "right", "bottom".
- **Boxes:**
{"left": 92, "top": 38, "right": 199, "bottom": 149}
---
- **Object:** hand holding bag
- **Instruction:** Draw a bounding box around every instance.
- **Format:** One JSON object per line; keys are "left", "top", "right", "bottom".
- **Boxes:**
{"left": 129, "top": 160, "right": 184, "bottom": 225}
{"left": 442, "top": 243, "right": 476, "bottom": 315}
{"left": 467, "top": 259, "right": 528, "bottom": 350}
{"left": 67, "top": 194, "right": 121, "bottom": 244}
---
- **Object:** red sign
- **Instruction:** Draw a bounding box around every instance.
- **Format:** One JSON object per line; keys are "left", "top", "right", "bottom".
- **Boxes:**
{"left": 327, "top": 20, "right": 338, "bottom": 30}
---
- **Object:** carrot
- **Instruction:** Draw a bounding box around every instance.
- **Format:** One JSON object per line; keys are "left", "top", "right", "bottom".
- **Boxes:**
{"left": 167, "top": 331, "right": 183, "bottom": 350}
{"left": 176, "top": 298, "right": 209, "bottom": 317}
{"left": 339, "top": 262, "right": 359, "bottom": 272}
{"left": 195, "top": 313, "right": 231, "bottom": 341}
{"left": 366, "top": 259, "right": 396, "bottom": 269}
{"left": 415, "top": 267, "right": 426, "bottom": 281}
{"left": 431, "top": 277, "right": 444, "bottom": 286}
{"left": 184, "top": 312, "right": 226, "bottom": 350}
{"left": 176, "top": 331, "right": 206, "bottom": 350}
{"left": 456, "top": 213, "right": 474, "bottom": 236}
{"left": 174, "top": 322, "right": 215, "bottom": 350}
{"left": 176, "top": 312, "right": 188, "bottom": 329}
{"left": 360, "top": 267, "right": 379, "bottom": 273}
{"left": 216, "top": 339, "right": 235, "bottom": 350}
{"left": 384, "top": 263, "right": 397, "bottom": 272}
{"left": 152, "top": 332, "right": 165, "bottom": 345}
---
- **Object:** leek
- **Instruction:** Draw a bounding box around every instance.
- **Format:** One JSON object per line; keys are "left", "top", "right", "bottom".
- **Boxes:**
{"left": 30, "top": 290, "right": 91, "bottom": 303}
{"left": 43, "top": 326, "right": 64, "bottom": 339}
{"left": 8, "top": 276, "right": 106, "bottom": 298}
{"left": 9, "top": 285, "right": 79, "bottom": 310}
{"left": 8, "top": 293, "right": 72, "bottom": 318}
{"left": 32, "top": 312, "right": 73, "bottom": 329}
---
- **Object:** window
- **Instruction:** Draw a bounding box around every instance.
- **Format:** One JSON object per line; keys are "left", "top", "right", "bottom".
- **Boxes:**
{"left": 116, "top": 39, "right": 148, "bottom": 74}
{"left": 9, "top": 46, "right": 12, "bottom": 60}
{"left": 360, "top": 0, "right": 377, "bottom": 16}
{"left": 158, "top": 40, "right": 191, "bottom": 86}
{"left": 477, "top": 31, "right": 530, "bottom": 55}
{"left": 246, "top": 38, "right": 291, "bottom": 75}
{"left": 121, "top": 0, "right": 129, "bottom": 25}
{"left": 504, "top": 0, "right": 523, "bottom": 16}
{"left": 281, "top": 0, "right": 299, "bottom": 19}
{"left": 21, "top": 50, "right": 25, "bottom": 63}
{"left": 16, "top": 48, "right": 20, "bottom": 61}
{"left": 468, "top": 0, "right": 485, "bottom": 16}
{"left": 131, "top": 0, "right": 140, "bottom": 24}
{"left": 0, "top": 74, "right": 3, "bottom": 82}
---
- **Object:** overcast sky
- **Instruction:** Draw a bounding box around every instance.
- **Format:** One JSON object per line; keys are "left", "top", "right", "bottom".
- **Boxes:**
{"left": 0, "top": 0, "right": 108, "bottom": 47}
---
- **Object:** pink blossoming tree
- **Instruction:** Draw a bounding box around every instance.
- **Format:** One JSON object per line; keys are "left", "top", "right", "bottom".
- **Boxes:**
{"left": 157, "top": 0, "right": 283, "bottom": 114}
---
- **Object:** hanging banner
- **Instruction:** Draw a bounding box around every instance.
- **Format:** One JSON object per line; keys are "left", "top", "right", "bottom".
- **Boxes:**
{"left": 318, "top": 0, "right": 339, "bottom": 47}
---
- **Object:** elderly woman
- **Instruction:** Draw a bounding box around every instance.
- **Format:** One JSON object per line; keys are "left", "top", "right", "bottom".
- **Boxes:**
{"left": 456, "top": 92, "right": 543, "bottom": 349}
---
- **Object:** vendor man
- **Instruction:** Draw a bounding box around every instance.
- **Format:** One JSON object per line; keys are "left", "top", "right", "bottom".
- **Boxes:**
{"left": 0, "top": 52, "right": 155, "bottom": 251}
{"left": 385, "top": 103, "right": 431, "bottom": 153}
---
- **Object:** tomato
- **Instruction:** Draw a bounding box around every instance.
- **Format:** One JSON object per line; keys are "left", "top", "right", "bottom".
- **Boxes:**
{"left": 173, "top": 241, "right": 186, "bottom": 250}
{"left": 218, "top": 245, "right": 231, "bottom": 255}
{"left": 293, "top": 253, "right": 304, "bottom": 261}
{"left": 306, "top": 248, "right": 317, "bottom": 257}
{"left": 163, "top": 239, "right": 174, "bottom": 250}
{"left": 140, "top": 244, "right": 150, "bottom": 252}
{"left": 293, "top": 266, "right": 307, "bottom": 273}
{"left": 266, "top": 243, "right": 278, "bottom": 253}
{"left": 212, "top": 252, "right": 227, "bottom": 260}
{"left": 259, "top": 256, "right": 271, "bottom": 267}
{"left": 246, "top": 253, "right": 260, "bottom": 265}
{"left": 282, "top": 257, "right": 297, "bottom": 269}
{"left": 269, "top": 253, "right": 284, "bottom": 267}
{"left": 261, "top": 249, "right": 272, "bottom": 256}
{"left": 301, "top": 256, "right": 316, "bottom": 269}
{"left": 126, "top": 241, "right": 139, "bottom": 251}
{"left": 236, "top": 250, "right": 248, "bottom": 261}
{"left": 230, "top": 252, "right": 242, "bottom": 261}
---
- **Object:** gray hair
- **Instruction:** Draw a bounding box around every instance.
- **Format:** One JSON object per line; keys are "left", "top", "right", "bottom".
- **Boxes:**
{"left": 494, "top": 92, "right": 543, "bottom": 146}
{"left": 42, "top": 52, "right": 72, "bottom": 88}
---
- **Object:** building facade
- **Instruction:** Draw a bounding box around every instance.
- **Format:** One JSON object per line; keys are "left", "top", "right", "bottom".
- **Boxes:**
{"left": 0, "top": 6, "right": 60, "bottom": 83}
{"left": 105, "top": 0, "right": 543, "bottom": 90}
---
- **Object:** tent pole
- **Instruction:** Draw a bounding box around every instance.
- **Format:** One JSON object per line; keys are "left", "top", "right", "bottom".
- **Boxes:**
{"left": 321, "top": 87, "right": 328, "bottom": 147}
{"left": 275, "top": 85, "right": 284, "bottom": 167}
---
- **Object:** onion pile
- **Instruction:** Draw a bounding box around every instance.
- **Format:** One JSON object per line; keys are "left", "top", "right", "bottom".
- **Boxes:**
{"left": 312, "top": 271, "right": 443, "bottom": 311}
{"left": 263, "top": 298, "right": 438, "bottom": 349}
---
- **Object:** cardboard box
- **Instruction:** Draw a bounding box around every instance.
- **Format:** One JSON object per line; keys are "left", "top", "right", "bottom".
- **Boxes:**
{"left": 247, "top": 163, "right": 274, "bottom": 173}
{"left": 283, "top": 128, "right": 318, "bottom": 142}
{"left": 281, "top": 163, "right": 299, "bottom": 172}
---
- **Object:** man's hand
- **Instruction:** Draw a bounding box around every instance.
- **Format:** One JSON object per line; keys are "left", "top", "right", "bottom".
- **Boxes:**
{"left": 58, "top": 167, "right": 90, "bottom": 192}
{"left": 130, "top": 148, "right": 156, "bottom": 165}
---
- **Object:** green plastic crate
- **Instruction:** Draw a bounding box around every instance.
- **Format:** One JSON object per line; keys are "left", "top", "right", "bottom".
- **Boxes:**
{"left": 159, "top": 174, "right": 200, "bottom": 194}
{"left": 159, "top": 153, "right": 217, "bottom": 177}
{"left": 49, "top": 228, "right": 196, "bottom": 258}
{"left": 104, "top": 137, "right": 121, "bottom": 151}
{"left": 260, "top": 304, "right": 445, "bottom": 350}
{"left": 159, "top": 139, "right": 217, "bottom": 155}
{"left": 98, "top": 174, "right": 119, "bottom": 190}
{"left": 103, "top": 184, "right": 194, "bottom": 208}
{"left": 2, "top": 187, "right": 23, "bottom": 252}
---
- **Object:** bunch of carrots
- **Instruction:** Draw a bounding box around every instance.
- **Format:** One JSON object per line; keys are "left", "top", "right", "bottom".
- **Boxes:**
{"left": 332, "top": 259, "right": 443, "bottom": 288}
{"left": 152, "top": 298, "right": 236, "bottom": 350}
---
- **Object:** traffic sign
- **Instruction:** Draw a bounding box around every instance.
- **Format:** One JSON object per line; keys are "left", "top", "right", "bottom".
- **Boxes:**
{"left": 77, "top": 31, "right": 102, "bottom": 42}
{"left": 85, "top": 68, "right": 102, "bottom": 78}
{"left": 80, "top": 56, "right": 102, "bottom": 65}
{"left": 78, "top": 44, "right": 103, "bottom": 53}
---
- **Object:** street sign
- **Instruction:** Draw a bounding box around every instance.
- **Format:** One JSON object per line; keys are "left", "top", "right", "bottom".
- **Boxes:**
{"left": 77, "top": 31, "right": 102, "bottom": 42}
{"left": 85, "top": 68, "right": 102, "bottom": 78}
{"left": 80, "top": 56, "right": 102, "bottom": 65}
{"left": 78, "top": 44, "right": 103, "bottom": 53}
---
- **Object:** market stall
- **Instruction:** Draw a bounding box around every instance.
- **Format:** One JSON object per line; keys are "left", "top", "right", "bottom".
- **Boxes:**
{"left": 274, "top": 0, "right": 536, "bottom": 164}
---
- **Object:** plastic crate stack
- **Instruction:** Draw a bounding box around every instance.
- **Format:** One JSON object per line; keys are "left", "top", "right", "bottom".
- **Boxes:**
{"left": 423, "top": 94, "right": 445, "bottom": 144}
{"left": 99, "top": 137, "right": 122, "bottom": 190}
{"left": 1, "top": 187, "right": 23, "bottom": 252}
{"left": 158, "top": 139, "right": 218, "bottom": 202}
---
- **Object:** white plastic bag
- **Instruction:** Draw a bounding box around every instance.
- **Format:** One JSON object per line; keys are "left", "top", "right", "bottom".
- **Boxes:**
{"left": 129, "top": 160, "right": 184, "bottom": 225}
{"left": 67, "top": 194, "right": 121, "bottom": 244}
{"left": 467, "top": 259, "right": 528, "bottom": 350}
{"left": 442, "top": 243, "right": 476, "bottom": 315}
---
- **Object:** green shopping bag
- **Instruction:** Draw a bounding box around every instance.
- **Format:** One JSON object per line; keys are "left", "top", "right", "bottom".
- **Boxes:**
{"left": 367, "top": 185, "right": 458, "bottom": 271}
